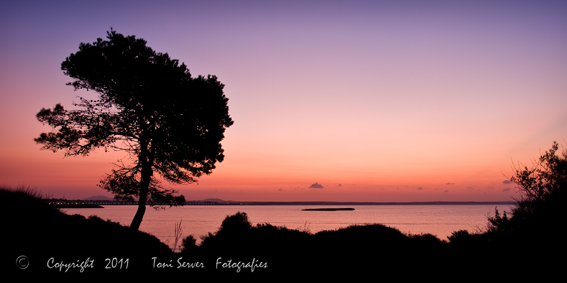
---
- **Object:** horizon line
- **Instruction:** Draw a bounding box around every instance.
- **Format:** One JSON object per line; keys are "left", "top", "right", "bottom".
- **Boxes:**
{"left": 53, "top": 197, "right": 515, "bottom": 205}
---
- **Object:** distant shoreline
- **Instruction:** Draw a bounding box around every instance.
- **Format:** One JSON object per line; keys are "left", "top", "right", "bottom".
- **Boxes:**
{"left": 50, "top": 204, "right": 104, "bottom": 208}
{"left": 47, "top": 199, "right": 515, "bottom": 207}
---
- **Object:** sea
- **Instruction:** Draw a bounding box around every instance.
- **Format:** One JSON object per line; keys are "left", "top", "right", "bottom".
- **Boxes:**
{"left": 65, "top": 203, "right": 514, "bottom": 250}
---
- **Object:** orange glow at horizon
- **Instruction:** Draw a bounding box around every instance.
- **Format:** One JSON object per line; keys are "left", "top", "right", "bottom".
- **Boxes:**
{"left": 1, "top": 1, "right": 566, "bottom": 202}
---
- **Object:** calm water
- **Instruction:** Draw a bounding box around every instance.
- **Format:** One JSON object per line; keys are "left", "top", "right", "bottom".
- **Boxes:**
{"left": 66, "top": 204, "right": 514, "bottom": 249}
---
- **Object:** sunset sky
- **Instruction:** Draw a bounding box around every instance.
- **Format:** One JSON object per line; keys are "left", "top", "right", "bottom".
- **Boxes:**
{"left": 1, "top": 0, "right": 566, "bottom": 202}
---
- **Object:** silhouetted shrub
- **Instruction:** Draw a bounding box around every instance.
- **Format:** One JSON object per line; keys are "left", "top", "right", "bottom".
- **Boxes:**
{"left": 181, "top": 235, "right": 197, "bottom": 252}
{"left": 447, "top": 230, "right": 490, "bottom": 248}
{"left": 409, "top": 232, "right": 446, "bottom": 246}
{"left": 179, "top": 212, "right": 479, "bottom": 279}
{"left": 219, "top": 211, "right": 252, "bottom": 232}
{"left": 1, "top": 187, "right": 172, "bottom": 277}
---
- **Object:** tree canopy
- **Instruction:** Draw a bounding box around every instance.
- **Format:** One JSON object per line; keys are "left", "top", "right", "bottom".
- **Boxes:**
{"left": 36, "top": 29, "right": 234, "bottom": 230}
{"left": 486, "top": 141, "right": 566, "bottom": 244}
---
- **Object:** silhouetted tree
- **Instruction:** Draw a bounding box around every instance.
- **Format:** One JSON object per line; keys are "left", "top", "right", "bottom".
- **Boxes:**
{"left": 35, "top": 29, "right": 233, "bottom": 230}
{"left": 510, "top": 141, "right": 566, "bottom": 201}
{"left": 481, "top": 142, "right": 567, "bottom": 279}
{"left": 488, "top": 141, "right": 566, "bottom": 233}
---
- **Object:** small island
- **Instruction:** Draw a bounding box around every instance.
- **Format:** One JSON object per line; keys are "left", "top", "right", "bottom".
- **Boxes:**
{"left": 302, "top": 208, "right": 355, "bottom": 211}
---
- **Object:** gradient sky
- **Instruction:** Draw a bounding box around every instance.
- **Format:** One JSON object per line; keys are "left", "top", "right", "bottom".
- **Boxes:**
{"left": 1, "top": 0, "right": 566, "bottom": 201}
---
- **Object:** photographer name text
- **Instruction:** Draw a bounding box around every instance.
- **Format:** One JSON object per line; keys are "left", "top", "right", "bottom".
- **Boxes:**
{"left": 151, "top": 256, "right": 268, "bottom": 272}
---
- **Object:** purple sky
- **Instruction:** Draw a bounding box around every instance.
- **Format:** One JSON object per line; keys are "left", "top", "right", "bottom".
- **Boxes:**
{"left": 1, "top": 0, "right": 566, "bottom": 201}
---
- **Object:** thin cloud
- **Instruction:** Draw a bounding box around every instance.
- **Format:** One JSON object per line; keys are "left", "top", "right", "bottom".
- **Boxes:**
{"left": 503, "top": 188, "right": 511, "bottom": 192}
{"left": 444, "top": 190, "right": 449, "bottom": 193}
{"left": 446, "top": 182, "right": 455, "bottom": 185}
{"left": 417, "top": 187, "right": 423, "bottom": 190}
{"left": 309, "top": 182, "right": 324, "bottom": 189}
{"left": 502, "top": 180, "right": 512, "bottom": 184}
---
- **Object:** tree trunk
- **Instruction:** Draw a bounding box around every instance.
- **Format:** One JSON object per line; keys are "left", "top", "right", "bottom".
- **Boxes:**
{"left": 130, "top": 138, "right": 153, "bottom": 230}
{"left": 130, "top": 183, "right": 147, "bottom": 230}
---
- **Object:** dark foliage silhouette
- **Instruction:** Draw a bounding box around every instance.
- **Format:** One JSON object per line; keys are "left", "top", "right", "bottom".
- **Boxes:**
{"left": 35, "top": 29, "right": 233, "bottom": 230}
{"left": 487, "top": 142, "right": 566, "bottom": 238}
{"left": 9, "top": 143, "right": 563, "bottom": 279}
{"left": 180, "top": 212, "right": 456, "bottom": 279}
{"left": 449, "top": 142, "right": 566, "bottom": 280}
{"left": 181, "top": 235, "right": 197, "bottom": 252}
{"left": 219, "top": 211, "right": 253, "bottom": 231}
{"left": 1, "top": 187, "right": 172, "bottom": 278}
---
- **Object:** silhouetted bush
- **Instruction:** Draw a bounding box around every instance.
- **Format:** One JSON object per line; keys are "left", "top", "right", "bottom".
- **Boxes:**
{"left": 191, "top": 212, "right": 311, "bottom": 260}
{"left": 219, "top": 211, "right": 253, "bottom": 232}
{"left": 181, "top": 235, "right": 197, "bottom": 252}
{"left": 409, "top": 232, "right": 447, "bottom": 252}
{"left": 179, "top": 212, "right": 459, "bottom": 279}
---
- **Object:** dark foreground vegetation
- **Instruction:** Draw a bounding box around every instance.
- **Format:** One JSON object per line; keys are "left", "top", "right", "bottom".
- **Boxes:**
{"left": 3, "top": 143, "right": 565, "bottom": 280}
{"left": 1, "top": 188, "right": 172, "bottom": 279}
